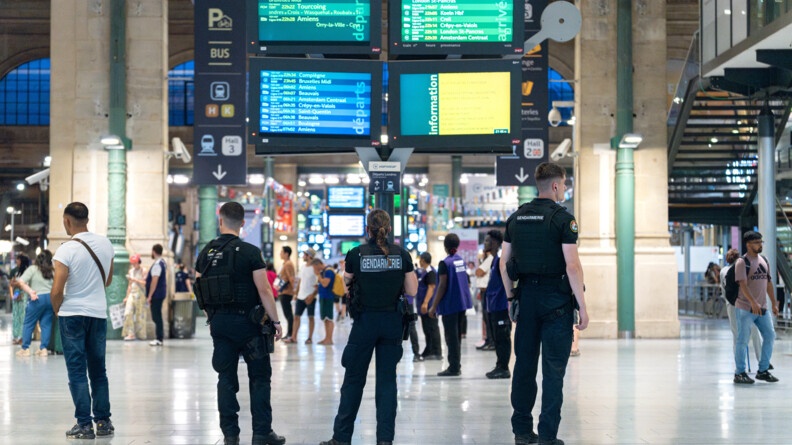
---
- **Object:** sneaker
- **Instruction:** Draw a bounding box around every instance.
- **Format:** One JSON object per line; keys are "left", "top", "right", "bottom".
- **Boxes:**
{"left": 252, "top": 431, "right": 286, "bottom": 445}
{"left": 476, "top": 341, "right": 492, "bottom": 350}
{"left": 96, "top": 419, "right": 114, "bottom": 436}
{"left": 437, "top": 368, "right": 461, "bottom": 377}
{"left": 224, "top": 437, "right": 240, "bottom": 445}
{"left": 319, "top": 439, "right": 351, "bottom": 445}
{"left": 486, "top": 367, "right": 511, "bottom": 379}
{"left": 15, "top": 349, "right": 30, "bottom": 357}
{"left": 734, "top": 372, "right": 755, "bottom": 384}
{"left": 515, "top": 431, "right": 539, "bottom": 444}
{"left": 538, "top": 439, "right": 564, "bottom": 445}
{"left": 65, "top": 423, "right": 95, "bottom": 439}
{"left": 36, "top": 349, "right": 49, "bottom": 357}
{"left": 413, "top": 355, "right": 425, "bottom": 362}
{"left": 149, "top": 339, "right": 163, "bottom": 346}
{"left": 755, "top": 370, "right": 779, "bottom": 382}
{"left": 769, "top": 363, "right": 774, "bottom": 370}
{"left": 124, "top": 335, "right": 136, "bottom": 341}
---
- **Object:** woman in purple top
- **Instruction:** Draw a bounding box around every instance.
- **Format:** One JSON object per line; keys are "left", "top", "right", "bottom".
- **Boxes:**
{"left": 429, "top": 233, "right": 473, "bottom": 376}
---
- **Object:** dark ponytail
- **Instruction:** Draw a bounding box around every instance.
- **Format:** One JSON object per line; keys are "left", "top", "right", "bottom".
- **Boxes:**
{"left": 367, "top": 209, "right": 391, "bottom": 255}
{"left": 36, "top": 252, "right": 54, "bottom": 280}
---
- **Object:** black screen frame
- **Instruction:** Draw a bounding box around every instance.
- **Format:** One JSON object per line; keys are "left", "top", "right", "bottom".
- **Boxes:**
{"left": 388, "top": 0, "right": 525, "bottom": 57}
{"left": 246, "top": 0, "right": 383, "bottom": 56}
{"left": 388, "top": 59, "right": 522, "bottom": 153}
{"left": 249, "top": 57, "right": 384, "bottom": 154}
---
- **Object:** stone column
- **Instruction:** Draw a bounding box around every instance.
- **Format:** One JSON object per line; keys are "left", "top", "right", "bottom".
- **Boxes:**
{"left": 273, "top": 163, "right": 297, "bottom": 268}
{"left": 427, "top": 157, "right": 452, "bottom": 263}
{"left": 574, "top": 0, "right": 678, "bottom": 338}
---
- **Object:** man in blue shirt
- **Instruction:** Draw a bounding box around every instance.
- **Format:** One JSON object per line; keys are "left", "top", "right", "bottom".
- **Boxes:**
{"left": 312, "top": 258, "right": 336, "bottom": 345}
{"left": 483, "top": 230, "right": 511, "bottom": 379}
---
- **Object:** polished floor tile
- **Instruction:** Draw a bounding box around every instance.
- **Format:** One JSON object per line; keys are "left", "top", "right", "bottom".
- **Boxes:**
{"left": 0, "top": 312, "right": 790, "bottom": 444}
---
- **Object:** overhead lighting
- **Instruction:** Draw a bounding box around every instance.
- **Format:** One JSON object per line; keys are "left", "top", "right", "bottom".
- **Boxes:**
{"left": 4, "top": 225, "right": 10, "bottom": 232}
{"left": 381, "top": 134, "right": 389, "bottom": 145}
{"left": 618, "top": 133, "right": 643, "bottom": 149}
{"left": 459, "top": 175, "right": 469, "bottom": 184}
{"left": 438, "top": 235, "right": 445, "bottom": 241}
{"left": 403, "top": 175, "right": 415, "bottom": 185}
{"left": 167, "top": 175, "right": 174, "bottom": 184}
{"left": 100, "top": 135, "right": 121, "bottom": 146}
{"left": 279, "top": 235, "right": 288, "bottom": 241}
{"left": 454, "top": 216, "right": 464, "bottom": 222}
{"left": 346, "top": 174, "right": 361, "bottom": 184}
{"left": 43, "top": 156, "right": 52, "bottom": 167}
{"left": 308, "top": 176, "right": 324, "bottom": 185}
{"left": 248, "top": 174, "right": 265, "bottom": 185}
{"left": 298, "top": 180, "right": 307, "bottom": 187}
{"left": 173, "top": 175, "right": 190, "bottom": 185}
{"left": 262, "top": 216, "right": 271, "bottom": 223}
{"left": 324, "top": 176, "right": 339, "bottom": 185}
{"left": 710, "top": 137, "right": 719, "bottom": 143}
{"left": 732, "top": 129, "right": 739, "bottom": 134}
{"left": 361, "top": 176, "right": 370, "bottom": 184}
{"left": 724, "top": 9, "right": 731, "bottom": 15}
{"left": 6, "top": 206, "right": 16, "bottom": 214}
{"left": 16, "top": 183, "right": 25, "bottom": 191}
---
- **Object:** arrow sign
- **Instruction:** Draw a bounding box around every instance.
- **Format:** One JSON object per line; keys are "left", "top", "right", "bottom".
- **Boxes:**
{"left": 212, "top": 164, "right": 227, "bottom": 181}
{"left": 515, "top": 167, "right": 529, "bottom": 183}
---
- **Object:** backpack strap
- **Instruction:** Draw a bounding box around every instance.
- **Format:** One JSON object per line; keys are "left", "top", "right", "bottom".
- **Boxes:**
{"left": 69, "top": 238, "right": 109, "bottom": 287}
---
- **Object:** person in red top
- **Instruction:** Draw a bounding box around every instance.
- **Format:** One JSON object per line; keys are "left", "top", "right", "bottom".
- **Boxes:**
{"left": 266, "top": 262, "right": 278, "bottom": 299}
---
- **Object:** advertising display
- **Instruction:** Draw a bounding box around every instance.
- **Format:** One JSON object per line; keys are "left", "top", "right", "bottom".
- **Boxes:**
{"left": 328, "top": 214, "right": 367, "bottom": 237}
{"left": 327, "top": 186, "right": 367, "bottom": 209}
{"left": 250, "top": 58, "right": 383, "bottom": 153}
{"left": 388, "top": 59, "right": 521, "bottom": 152}
{"left": 247, "top": 0, "right": 382, "bottom": 55}
{"left": 389, "top": 0, "right": 524, "bottom": 55}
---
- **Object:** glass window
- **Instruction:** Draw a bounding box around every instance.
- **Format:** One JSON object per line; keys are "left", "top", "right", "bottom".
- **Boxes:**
{"left": 168, "top": 60, "right": 194, "bottom": 126}
{"left": 0, "top": 58, "right": 50, "bottom": 125}
{"left": 548, "top": 67, "right": 574, "bottom": 126}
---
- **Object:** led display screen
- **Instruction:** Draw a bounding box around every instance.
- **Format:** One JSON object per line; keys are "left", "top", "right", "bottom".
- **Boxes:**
{"left": 250, "top": 58, "right": 383, "bottom": 153}
{"left": 247, "top": 0, "right": 382, "bottom": 55}
{"left": 327, "top": 186, "right": 366, "bottom": 209}
{"left": 328, "top": 214, "right": 366, "bottom": 237}
{"left": 388, "top": 59, "right": 521, "bottom": 152}
{"left": 389, "top": 0, "right": 524, "bottom": 55}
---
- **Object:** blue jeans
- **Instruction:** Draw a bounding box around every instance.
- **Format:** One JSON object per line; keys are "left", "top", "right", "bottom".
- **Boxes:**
{"left": 59, "top": 316, "right": 111, "bottom": 426}
{"left": 734, "top": 307, "right": 775, "bottom": 374}
{"left": 22, "top": 293, "right": 53, "bottom": 349}
{"left": 333, "top": 311, "right": 403, "bottom": 443}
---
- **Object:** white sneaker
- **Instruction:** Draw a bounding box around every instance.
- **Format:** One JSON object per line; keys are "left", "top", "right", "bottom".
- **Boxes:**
{"left": 148, "top": 340, "right": 163, "bottom": 346}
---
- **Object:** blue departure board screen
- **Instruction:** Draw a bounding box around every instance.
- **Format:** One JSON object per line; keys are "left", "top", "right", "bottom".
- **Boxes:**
{"left": 327, "top": 186, "right": 366, "bottom": 209}
{"left": 250, "top": 58, "right": 383, "bottom": 152}
{"left": 259, "top": 71, "right": 372, "bottom": 136}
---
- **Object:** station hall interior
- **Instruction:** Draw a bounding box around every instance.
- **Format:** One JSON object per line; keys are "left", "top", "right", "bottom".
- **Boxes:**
{"left": 2, "top": 0, "right": 792, "bottom": 444}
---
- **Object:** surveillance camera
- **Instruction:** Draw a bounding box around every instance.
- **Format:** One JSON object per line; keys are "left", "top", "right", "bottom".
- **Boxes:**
{"left": 548, "top": 107, "right": 562, "bottom": 127}
{"left": 25, "top": 168, "right": 50, "bottom": 185}
{"left": 550, "top": 139, "right": 572, "bottom": 161}
{"left": 170, "top": 137, "right": 192, "bottom": 164}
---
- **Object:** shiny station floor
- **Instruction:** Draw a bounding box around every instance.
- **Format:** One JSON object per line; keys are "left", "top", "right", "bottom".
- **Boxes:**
{"left": 1, "top": 310, "right": 791, "bottom": 445}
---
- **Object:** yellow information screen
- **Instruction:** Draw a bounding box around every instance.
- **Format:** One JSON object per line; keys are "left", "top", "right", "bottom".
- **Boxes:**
{"left": 400, "top": 71, "right": 512, "bottom": 136}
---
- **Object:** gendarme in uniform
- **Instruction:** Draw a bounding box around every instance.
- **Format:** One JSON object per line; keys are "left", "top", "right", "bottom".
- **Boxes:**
{"left": 324, "top": 235, "right": 414, "bottom": 445}
{"left": 195, "top": 232, "right": 283, "bottom": 445}
{"left": 505, "top": 197, "right": 578, "bottom": 444}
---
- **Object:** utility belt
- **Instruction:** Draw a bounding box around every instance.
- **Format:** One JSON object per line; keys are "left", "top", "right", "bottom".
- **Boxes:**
{"left": 518, "top": 273, "right": 567, "bottom": 287}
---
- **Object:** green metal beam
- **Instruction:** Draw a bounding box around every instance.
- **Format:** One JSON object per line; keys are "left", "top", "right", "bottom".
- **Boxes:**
{"left": 198, "top": 186, "right": 218, "bottom": 253}
{"left": 105, "top": 0, "right": 129, "bottom": 339}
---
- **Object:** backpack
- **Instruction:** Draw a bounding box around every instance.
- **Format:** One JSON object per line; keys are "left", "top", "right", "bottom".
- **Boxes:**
{"left": 723, "top": 254, "right": 768, "bottom": 305}
{"left": 326, "top": 267, "right": 346, "bottom": 297}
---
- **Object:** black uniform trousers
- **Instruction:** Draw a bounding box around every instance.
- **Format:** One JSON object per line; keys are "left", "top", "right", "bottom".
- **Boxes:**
{"left": 490, "top": 309, "right": 512, "bottom": 369}
{"left": 406, "top": 303, "right": 420, "bottom": 356}
{"left": 481, "top": 290, "right": 495, "bottom": 343}
{"left": 511, "top": 284, "right": 574, "bottom": 441}
{"left": 441, "top": 311, "right": 466, "bottom": 372}
{"left": 279, "top": 294, "right": 294, "bottom": 339}
{"left": 420, "top": 312, "right": 442, "bottom": 357}
{"left": 210, "top": 312, "right": 274, "bottom": 438}
{"left": 333, "top": 311, "right": 403, "bottom": 443}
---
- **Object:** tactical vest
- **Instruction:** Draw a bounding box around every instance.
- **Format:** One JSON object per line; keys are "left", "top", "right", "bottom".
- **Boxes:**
{"left": 353, "top": 243, "right": 405, "bottom": 310}
{"left": 508, "top": 201, "right": 567, "bottom": 276}
{"left": 195, "top": 237, "right": 256, "bottom": 310}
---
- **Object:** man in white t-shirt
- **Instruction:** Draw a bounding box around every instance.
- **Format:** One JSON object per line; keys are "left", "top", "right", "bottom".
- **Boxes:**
{"left": 286, "top": 248, "right": 318, "bottom": 344}
{"left": 51, "top": 202, "right": 115, "bottom": 440}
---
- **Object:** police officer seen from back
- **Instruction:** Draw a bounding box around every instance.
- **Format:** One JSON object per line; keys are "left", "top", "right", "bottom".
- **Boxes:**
{"left": 194, "top": 202, "right": 285, "bottom": 445}
{"left": 500, "top": 162, "right": 588, "bottom": 445}
{"left": 320, "top": 209, "right": 418, "bottom": 445}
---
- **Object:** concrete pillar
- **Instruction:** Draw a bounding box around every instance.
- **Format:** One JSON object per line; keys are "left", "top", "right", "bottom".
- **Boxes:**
{"left": 49, "top": 0, "right": 169, "bottom": 334}
{"left": 273, "top": 163, "right": 297, "bottom": 272}
{"left": 574, "top": 0, "right": 678, "bottom": 338}
{"left": 427, "top": 157, "right": 452, "bottom": 264}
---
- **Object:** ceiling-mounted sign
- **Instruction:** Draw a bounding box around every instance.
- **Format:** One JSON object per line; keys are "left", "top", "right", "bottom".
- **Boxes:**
{"left": 368, "top": 161, "right": 401, "bottom": 194}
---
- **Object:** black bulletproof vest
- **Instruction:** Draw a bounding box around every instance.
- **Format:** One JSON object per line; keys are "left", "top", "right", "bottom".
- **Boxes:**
{"left": 508, "top": 201, "right": 566, "bottom": 276}
{"left": 196, "top": 237, "right": 256, "bottom": 309}
{"left": 354, "top": 243, "right": 405, "bottom": 310}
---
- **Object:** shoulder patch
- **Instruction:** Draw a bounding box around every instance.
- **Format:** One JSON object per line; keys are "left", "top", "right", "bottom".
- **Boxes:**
{"left": 570, "top": 220, "right": 578, "bottom": 233}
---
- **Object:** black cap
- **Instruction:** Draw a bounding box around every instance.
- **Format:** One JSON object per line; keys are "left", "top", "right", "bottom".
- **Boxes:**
{"left": 743, "top": 231, "right": 763, "bottom": 242}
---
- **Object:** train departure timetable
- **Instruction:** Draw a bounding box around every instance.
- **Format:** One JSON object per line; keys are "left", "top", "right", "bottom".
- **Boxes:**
{"left": 401, "top": 0, "right": 514, "bottom": 43}
{"left": 258, "top": 0, "right": 371, "bottom": 43}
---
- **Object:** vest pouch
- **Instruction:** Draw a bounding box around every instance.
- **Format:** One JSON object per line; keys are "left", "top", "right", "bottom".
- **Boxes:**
{"left": 202, "top": 274, "right": 234, "bottom": 306}
{"left": 506, "top": 257, "right": 520, "bottom": 281}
